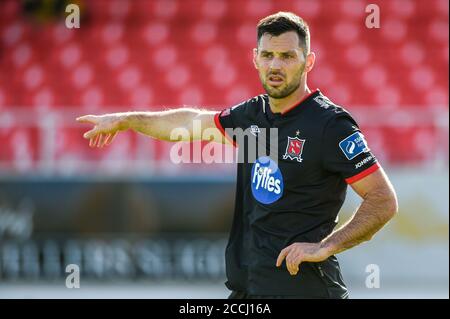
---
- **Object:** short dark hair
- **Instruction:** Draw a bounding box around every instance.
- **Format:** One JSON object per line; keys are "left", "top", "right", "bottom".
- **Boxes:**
{"left": 257, "top": 12, "right": 310, "bottom": 55}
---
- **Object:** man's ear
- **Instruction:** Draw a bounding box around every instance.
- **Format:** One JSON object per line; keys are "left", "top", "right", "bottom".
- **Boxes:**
{"left": 305, "top": 52, "right": 315, "bottom": 73}
{"left": 253, "top": 48, "right": 258, "bottom": 70}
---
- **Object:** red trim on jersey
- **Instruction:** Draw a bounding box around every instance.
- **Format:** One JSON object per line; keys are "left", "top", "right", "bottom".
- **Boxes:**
{"left": 280, "top": 88, "right": 319, "bottom": 115}
{"left": 214, "top": 112, "right": 237, "bottom": 147}
{"left": 345, "top": 162, "right": 381, "bottom": 184}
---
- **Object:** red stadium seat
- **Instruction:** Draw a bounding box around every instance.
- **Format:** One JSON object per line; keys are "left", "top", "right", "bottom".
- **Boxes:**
{"left": 0, "top": 0, "right": 447, "bottom": 169}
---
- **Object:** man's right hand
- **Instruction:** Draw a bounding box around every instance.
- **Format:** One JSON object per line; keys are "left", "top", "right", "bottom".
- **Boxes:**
{"left": 76, "top": 114, "right": 129, "bottom": 148}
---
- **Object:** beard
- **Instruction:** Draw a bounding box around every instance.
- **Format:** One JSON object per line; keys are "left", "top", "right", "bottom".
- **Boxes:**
{"left": 262, "top": 78, "right": 301, "bottom": 98}
{"left": 260, "top": 67, "right": 304, "bottom": 99}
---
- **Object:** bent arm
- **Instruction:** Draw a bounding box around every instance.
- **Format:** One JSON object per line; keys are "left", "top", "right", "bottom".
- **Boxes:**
{"left": 320, "top": 167, "right": 398, "bottom": 256}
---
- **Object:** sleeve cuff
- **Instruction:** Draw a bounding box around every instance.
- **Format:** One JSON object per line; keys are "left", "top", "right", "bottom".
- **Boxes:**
{"left": 214, "top": 112, "right": 237, "bottom": 147}
{"left": 345, "top": 162, "right": 381, "bottom": 184}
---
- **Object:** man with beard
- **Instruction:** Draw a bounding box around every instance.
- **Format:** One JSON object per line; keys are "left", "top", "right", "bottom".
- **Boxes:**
{"left": 77, "top": 12, "right": 398, "bottom": 299}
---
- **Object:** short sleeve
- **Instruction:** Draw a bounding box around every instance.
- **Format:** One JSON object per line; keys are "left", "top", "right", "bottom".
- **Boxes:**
{"left": 214, "top": 99, "right": 252, "bottom": 147}
{"left": 322, "top": 115, "right": 380, "bottom": 184}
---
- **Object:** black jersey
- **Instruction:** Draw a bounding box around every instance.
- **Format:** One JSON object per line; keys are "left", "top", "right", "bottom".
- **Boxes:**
{"left": 214, "top": 89, "right": 380, "bottom": 298}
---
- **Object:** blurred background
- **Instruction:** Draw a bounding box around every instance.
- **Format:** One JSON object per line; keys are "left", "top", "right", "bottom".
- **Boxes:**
{"left": 0, "top": 0, "right": 448, "bottom": 298}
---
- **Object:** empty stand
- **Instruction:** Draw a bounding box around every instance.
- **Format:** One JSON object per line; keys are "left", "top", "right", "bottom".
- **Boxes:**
{"left": 0, "top": 0, "right": 448, "bottom": 172}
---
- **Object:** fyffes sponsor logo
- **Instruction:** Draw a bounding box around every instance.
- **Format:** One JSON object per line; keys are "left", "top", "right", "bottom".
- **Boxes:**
{"left": 251, "top": 156, "right": 283, "bottom": 204}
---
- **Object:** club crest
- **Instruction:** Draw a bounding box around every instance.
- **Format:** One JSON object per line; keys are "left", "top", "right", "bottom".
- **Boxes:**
{"left": 283, "top": 136, "right": 305, "bottom": 162}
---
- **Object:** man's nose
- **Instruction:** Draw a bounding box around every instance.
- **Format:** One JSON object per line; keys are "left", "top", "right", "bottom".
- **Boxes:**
{"left": 269, "top": 56, "right": 283, "bottom": 70}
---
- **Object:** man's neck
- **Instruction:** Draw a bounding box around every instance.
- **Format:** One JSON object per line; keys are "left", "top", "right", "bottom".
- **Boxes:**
{"left": 269, "top": 85, "right": 311, "bottom": 114}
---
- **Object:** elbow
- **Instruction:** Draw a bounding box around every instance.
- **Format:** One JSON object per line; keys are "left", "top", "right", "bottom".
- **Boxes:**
{"left": 382, "top": 190, "right": 398, "bottom": 222}
{"left": 367, "top": 186, "right": 398, "bottom": 223}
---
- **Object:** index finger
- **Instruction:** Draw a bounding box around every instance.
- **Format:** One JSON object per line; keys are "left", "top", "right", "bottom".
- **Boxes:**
{"left": 76, "top": 115, "right": 98, "bottom": 124}
{"left": 276, "top": 246, "right": 291, "bottom": 267}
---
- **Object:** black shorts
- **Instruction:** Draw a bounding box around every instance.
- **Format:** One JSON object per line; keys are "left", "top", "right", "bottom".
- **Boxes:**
{"left": 228, "top": 291, "right": 349, "bottom": 299}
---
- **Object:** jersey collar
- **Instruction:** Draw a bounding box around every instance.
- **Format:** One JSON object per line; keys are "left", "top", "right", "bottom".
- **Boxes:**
{"left": 265, "top": 89, "right": 320, "bottom": 119}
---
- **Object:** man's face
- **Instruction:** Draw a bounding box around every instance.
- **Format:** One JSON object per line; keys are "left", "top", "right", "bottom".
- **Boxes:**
{"left": 254, "top": 31, "right": 309, "bottom": 99}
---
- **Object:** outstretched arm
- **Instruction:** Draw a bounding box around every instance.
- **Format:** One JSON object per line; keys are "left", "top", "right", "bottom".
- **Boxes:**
{"left": 276, "top": 167, "right": 398, "bottom": 275}
{"left": 76, "top": 108, "right": 225, "bottom": 147}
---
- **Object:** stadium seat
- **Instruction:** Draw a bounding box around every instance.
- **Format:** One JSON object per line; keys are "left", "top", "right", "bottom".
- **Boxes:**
{"left": 0, "top": 0, "right": 447, "bottom": 170}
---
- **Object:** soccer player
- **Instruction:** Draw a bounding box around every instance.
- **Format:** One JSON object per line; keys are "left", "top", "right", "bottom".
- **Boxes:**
{"left": 77, "top": 12, "right": 398, "bottom": 299}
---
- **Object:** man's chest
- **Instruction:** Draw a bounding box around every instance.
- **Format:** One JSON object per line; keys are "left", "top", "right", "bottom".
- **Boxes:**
{"left": 237, "top": 117, "right": 327, "bottom": 202}
{"left": 239, "top": 115, "right": 323, "bottom": 166}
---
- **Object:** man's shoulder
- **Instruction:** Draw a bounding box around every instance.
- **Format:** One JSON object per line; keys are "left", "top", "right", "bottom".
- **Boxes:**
{"left": 239, "top": 94, "right": 267, "bottom": 107}
{"left": 309, "top": 91, "right": 355, "bottom": 125}
{"left": 228, "top": 94, "right": 267, "bottom": 114}
{"left": 310, "top": 92, "right": 349, "bottom": 116}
